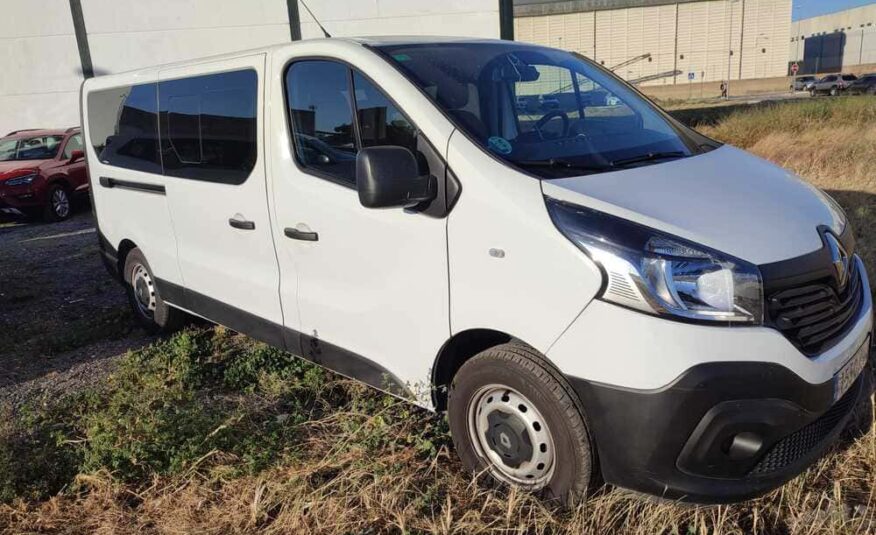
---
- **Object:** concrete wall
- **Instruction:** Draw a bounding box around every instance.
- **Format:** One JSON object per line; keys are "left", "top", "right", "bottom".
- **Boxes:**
{"left": 514, "top": 0, "right": 791, "bottom": 85}
{"left": 0, "top": 0, "right": 501, "bottom": 135}
{"left": 0, "top": 0, "right": 83, "bottom": 136}
{"left": 81, "top": 0, "right": 291, "bottom": 75}
{"left": 789, "top": 4, "right": 876, "bottom": 74}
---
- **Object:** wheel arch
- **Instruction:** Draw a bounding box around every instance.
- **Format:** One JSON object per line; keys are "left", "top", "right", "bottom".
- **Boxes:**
{"left": 431, "top": 328, "right": 518, "bottom": 411}
{"left": 117, "top": 238, "right": 138, "bottom": 283}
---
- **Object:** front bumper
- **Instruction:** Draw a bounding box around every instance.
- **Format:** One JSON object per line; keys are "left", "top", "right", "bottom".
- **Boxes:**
{"left": 567, "top": 357, "right": 871, "bottom": 503}
{"left": 548, "top": 257, "right": 873, "bottom": 503}
{"left": 0, "top": 185, "right": 43, "bottom": 210}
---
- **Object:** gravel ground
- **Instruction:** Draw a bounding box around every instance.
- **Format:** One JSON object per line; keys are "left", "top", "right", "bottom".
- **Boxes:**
{"left": 0, "top": 209, "right": 154, "bottom": 408}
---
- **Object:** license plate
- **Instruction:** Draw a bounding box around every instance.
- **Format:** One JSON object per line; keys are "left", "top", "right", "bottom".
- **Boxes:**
{"left": 834, "top": 337, "right": 870, "bottom": 401}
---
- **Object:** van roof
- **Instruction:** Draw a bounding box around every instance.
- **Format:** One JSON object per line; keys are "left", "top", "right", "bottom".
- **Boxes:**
{"left": 82, "top": 36, "right": 513, "bottom": 81}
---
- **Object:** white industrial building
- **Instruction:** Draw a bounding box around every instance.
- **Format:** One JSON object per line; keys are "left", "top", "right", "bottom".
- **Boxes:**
{"left": 514, "top": 0, "right": 792, "bottom": 84}
{"left": 788, "top": 3, "right": 876, "bottom": 74}
{"left": 0, "top": 0, "right": 507, "bottom": 136}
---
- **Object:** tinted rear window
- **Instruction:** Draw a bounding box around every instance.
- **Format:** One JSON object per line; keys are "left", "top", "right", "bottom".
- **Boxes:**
{"left": 87, "top": 83, "right": 161, "bottom": 173}
{"left": 86, "top": 69, "right": 257, "bottom": 183}
{"left": 159, "top": 70, "right": 258, "bottom": 184}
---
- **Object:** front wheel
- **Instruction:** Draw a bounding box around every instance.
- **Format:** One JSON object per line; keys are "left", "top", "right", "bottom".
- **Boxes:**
{"left": 830, "top": 86, "right": 839, "bottom": 96}
{"left": 43, "top": 184, "right": 72, "bottom": 221}
{"left": 809, "top": 88, "right": 817, "bottom": 97}
{"left": 448, "top": 342, "right": 595, "bottom": 503}
{"left": 123, "top": 247, "right": 187, "bottom": 333}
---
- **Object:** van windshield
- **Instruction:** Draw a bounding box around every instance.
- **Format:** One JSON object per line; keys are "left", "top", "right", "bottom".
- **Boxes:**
{"left": 376, "top": 42, "right": 704, "bottom": 178}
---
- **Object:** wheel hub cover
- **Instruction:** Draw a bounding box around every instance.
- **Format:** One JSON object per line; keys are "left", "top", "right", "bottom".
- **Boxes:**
{"left": 485, "top": 410, "right": 533, "bottom": 468}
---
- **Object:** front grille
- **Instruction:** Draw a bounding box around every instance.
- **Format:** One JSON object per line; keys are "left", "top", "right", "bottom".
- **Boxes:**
{"left": 749, "top": 377, "right": 860, "bottom": 476}
{"left": 767, "top": 259, "right": 863, "bottom": 356}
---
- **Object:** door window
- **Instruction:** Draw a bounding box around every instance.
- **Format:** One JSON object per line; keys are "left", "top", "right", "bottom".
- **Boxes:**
{"left": 158, "top": 69, "right": 258, "bottom": 184}
{"left": 62, "top": 134, "right": 83, "bottom": 160}
{"left": 286, "top": 61, "right": 358, "bottom": 184}
{"left": 352, "top": 71, "right": 418, "bottom": 154}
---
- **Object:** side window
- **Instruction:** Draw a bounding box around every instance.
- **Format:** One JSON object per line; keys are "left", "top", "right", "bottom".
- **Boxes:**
{"left": 62, "top": 134, "right": 83, "bottom": 160}
{"left": 286, "top": 61, "right": 357, "bottom": 184}
{"left": 87, "top": 83, "right": 161, "bottom": 174}
{"left": 352, "top": 71, "right": 418, "bottom": 154}
{"left": 159, "top": 69, "right": 258, "bottom": 184}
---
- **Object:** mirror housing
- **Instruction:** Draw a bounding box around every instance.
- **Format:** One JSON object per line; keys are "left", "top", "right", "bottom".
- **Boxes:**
{"left": 356, "top": 146, "right": 436, "bottom": 209}
{"left": 69, "top": 149, "right": 84, "bottom": 163}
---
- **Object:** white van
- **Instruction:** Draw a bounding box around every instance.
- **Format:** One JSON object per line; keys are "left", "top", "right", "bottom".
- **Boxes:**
{"left": 82, "top": 37, "right": 872, "bottom": 503}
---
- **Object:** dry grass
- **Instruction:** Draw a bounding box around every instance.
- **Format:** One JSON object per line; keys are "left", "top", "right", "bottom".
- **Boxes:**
{"left": 1, "top": 97, "right": 875, "bottom": 535}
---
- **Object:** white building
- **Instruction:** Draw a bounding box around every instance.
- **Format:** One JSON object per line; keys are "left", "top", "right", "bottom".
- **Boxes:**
{"left": 0, "top": 0, "right": 508, "bottom": 136}
{"left": 789, "top": 3, "right": 876, "bottom": 74}
{"left": 514, "top": 0, "right": 792, "bottom": 84}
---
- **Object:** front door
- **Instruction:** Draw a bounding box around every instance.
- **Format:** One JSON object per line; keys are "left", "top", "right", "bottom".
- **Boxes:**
{"left": 159, "top": 55, "right": 284, "bottom": 344}
{"left": 269, "top": 55, "right": 450, "bottom": 401}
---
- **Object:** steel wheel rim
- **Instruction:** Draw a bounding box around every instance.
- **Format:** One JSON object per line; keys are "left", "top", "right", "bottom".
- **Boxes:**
{"left": 131, "top": 263, "right": 157, "bottom": 318}
{"left": 467, "top": 384, "right": 556, "bottom": 489}
{"left": 52, "top": 189, "right": 70, "bottom": 218}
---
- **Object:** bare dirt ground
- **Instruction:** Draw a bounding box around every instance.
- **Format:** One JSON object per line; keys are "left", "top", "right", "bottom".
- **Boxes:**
{"left": 0, "top": 211, "right": 154, "bottom": 408}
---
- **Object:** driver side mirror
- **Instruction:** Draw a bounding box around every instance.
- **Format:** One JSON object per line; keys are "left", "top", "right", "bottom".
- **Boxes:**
{"left": 356, "top": 146, "right": 436, "bottom": 209}
{"left": 69, "top": 149, "right": 84, "bottom": 163}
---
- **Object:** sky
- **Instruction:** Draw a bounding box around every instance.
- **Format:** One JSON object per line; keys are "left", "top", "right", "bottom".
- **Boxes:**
{"left": 793, "top": 0, "right": 876, "bottom": 20}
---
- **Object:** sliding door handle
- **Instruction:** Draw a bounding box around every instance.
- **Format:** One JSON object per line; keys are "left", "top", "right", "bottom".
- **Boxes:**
{"left": 229, "top": 217, "right": 255, "bottom": 230}
{"left": 284, "top": 227, "right": 318, "bottom": 241}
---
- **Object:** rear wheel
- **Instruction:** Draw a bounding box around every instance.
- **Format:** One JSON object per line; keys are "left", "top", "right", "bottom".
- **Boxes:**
{"left": 123, "top": 247, "right": 186, "bottom": 333}
{"left": 43, "top": 184, "right": 72, "bottom": 221}
{"left": 448, "top": 342, "right": 595, "bottom": 503}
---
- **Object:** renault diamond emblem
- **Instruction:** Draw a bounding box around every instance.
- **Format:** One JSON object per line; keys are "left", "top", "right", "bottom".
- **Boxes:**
{"left": 824, "top": 232, "right": 850, "bottom": 291}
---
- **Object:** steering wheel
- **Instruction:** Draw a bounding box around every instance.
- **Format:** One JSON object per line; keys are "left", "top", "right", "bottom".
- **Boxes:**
{"left": 533, "top": 110, "right": 569, "bottom": 140}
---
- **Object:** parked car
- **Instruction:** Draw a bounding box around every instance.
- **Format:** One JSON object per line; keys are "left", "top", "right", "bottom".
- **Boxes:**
{"left": 790, "top": 75, "right": 816, "bottom": 91}
{"left": 809, "top": 73, "right": 858, "bottom": 96}
{"left": 846, "top": 73, "right": 876, "bottom": 95}
{"left": 82, "top": 38, "right": 872, "bottom": 504}
{"left": 0, "top": 127, "right": 88, "bottom": 221}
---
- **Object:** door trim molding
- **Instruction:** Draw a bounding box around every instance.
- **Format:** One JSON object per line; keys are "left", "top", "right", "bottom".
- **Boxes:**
{"left": 154, "top": 278, "right": 415, "bottom": 400}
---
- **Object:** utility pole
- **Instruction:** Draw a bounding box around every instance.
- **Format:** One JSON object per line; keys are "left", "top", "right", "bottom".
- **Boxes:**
{"left": 725, "top": 0, "right": 739, "bottom": 99}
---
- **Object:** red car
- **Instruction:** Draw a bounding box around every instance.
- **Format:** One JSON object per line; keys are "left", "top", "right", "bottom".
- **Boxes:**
{"left": 0, "top": 127, "right": 89, "bottom": 221}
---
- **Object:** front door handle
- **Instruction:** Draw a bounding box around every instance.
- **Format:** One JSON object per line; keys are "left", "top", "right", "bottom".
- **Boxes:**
{"left": 229, "top": 217, "right": 255, "bottom": 230}
{"left": 284, "top": 227, "right": 318, "bottom": 241}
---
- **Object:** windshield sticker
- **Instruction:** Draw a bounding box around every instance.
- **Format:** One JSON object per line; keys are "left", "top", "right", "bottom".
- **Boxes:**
{"left": 488, "top": 136, "right": 512, "bottom": 155}
{"left": 392, "top": 53, "right": 411, "bottom": 62}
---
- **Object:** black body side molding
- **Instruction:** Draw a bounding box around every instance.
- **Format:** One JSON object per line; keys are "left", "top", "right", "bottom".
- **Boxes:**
{"left": 99, "top": 176, "right": 166, "bottom": 194}
{"left": 153, "top": 278, "right": 413, "bottom": 400}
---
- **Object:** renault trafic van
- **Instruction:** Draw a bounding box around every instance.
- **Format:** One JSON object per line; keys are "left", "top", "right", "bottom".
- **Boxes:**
{"left": 82, "top": 37, "right": 873, "bottom": 504}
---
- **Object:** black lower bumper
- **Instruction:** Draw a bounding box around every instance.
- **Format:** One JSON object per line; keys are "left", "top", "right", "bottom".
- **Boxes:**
{"left": 567, "top": 359, "right": 872, "bottom": 504}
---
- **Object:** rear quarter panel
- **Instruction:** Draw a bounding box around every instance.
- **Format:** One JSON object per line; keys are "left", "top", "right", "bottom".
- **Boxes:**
{"left": 81, "top": 72, "right": 184, "bottom": 287}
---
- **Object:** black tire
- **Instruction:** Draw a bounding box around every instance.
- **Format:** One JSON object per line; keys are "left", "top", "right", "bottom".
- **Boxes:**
{"left": 809, "top": 88, "right": 817, "bottom": 97}
{"left": 830, "top": 86, "right": 839, "bottom": 97}
{"left": 448, "top": 342, "right": 595, "bottom": 503}
{"left": 123, "top": 247, "right": 186, "bottom": 333}
{"left": 43, "top": 183, "right": 72, "bottom": 222}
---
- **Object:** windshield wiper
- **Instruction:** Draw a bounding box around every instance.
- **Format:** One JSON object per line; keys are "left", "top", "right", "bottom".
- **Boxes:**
{"left": 515, "top": 158, "right": 611, "bottom": 173}
{"left": 610, "top": 151, "right": 687, "bottom": 168}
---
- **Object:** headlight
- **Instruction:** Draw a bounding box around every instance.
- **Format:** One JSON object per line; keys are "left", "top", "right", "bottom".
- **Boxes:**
{"left": 547, "top": 198, "right": 763, "bottom": 324}
{"left": 5, "top": 173, "right": 38, "bottom": 186}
